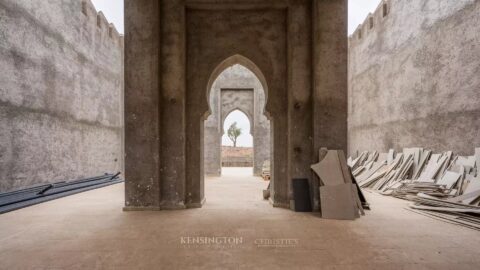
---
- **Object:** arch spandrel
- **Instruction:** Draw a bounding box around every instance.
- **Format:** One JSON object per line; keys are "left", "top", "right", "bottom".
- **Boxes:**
{"left": 203, "top": 54, "right": 270, "bottom": 120}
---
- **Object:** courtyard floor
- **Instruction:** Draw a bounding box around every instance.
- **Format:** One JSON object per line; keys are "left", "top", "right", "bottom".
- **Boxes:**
{"left": 0, "top": 168, "right": 479, "bottom": 269}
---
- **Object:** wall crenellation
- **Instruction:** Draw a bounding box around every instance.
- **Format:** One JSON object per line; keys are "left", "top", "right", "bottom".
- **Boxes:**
{"left": 349, "top": 0, "right": 390, "bottom": 47}
{"left": 81, "top": 0, "right": 123, "bottom": 46}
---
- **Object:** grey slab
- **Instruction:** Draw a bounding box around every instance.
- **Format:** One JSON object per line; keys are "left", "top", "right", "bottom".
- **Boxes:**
{"left": 476, "top": 148, "right": 480, "bottom": 169}
{"left": 387, "top": 149, "right": 395, "bottom": 165}
{"left": 337, "top": 150, "right": 353, "bottom": 184}
{"left": 436, "top": 171, "right": 461, "bottom": 189}
{"left": 320, "top": 184, "right": 358, "bottom": 220}
{"left": 311, "top": 150, "right": 345, "bottom": 186}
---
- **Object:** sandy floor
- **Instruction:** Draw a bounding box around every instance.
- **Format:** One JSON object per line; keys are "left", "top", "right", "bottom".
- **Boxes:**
{"left": 0, "top": 168, "right": 479, "bottom": 269}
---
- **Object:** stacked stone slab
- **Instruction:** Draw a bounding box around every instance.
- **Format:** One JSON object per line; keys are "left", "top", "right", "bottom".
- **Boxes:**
{"left": 349, "top": 148, "right": 480, "bottom": 203}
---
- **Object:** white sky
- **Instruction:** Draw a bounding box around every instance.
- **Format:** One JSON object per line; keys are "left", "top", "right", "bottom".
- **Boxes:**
{"left": 90, "top": 0, "right": 124, "bottom": 33}
{"left": 91, "top": 0, "right": 382, "bottom": 35}
{"left": 91, "top": 0, "right": 381, "bottom": 147}
{"left": 222, "top": 110, "right": 253, "bottom": 147}
{"left": 349, "top": 0, "right": 383, "bottom": 34}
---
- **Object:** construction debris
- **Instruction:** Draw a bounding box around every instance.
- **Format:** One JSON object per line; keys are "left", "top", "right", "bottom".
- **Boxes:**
{"left": 311, "top": 148, "right": 365, "bottom": 220}
{"left": 261, "top": 160, "right": 271, "bottom": 181}
{"left": 0, "top": 173, "right": 123, "bottom": 214}
{"left": 349, "top": 148, "right": 480, "bottom": 230}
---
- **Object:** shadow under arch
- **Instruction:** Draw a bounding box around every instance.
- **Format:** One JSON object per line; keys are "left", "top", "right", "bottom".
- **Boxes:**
{"left": 204, "top": 54, "right": 270, "bottom": 120}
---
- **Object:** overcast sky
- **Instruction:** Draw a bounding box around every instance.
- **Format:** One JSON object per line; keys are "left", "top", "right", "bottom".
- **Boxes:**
{"left": 222, "top": 110, "right": 252, "bottom": 147}
{"left": 91, "top": 0, "right": 382, "bottom": 147}
{"left": 91, "top": 0, "right": 124, "bottom": 33}
{"left": 91, "top": 0, "right": 382, "bottom": 35}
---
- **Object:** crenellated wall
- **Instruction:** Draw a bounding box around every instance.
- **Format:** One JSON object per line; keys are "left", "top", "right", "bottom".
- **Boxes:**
{"left": 0, "top": 0, "right": 124, "bottom": 192}
{"left": 348, "top": 0, "right": 480, "bottom": 155}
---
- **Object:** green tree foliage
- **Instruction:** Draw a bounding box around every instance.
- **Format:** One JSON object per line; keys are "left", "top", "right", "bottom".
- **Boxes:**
{"left": 227, "top": 122, "right": 242, "bottom": 147}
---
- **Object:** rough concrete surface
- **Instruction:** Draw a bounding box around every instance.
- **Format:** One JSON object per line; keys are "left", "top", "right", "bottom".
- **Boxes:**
{"left": 348, "top": 0, "right": 480, "bottom": 155}
{"left": 204, "top": 64, "right": 270, "bottom": 176}
{"left": 1, "top": 173, "right": 480, "bottom": 269}
{"left": 125, "top": 0, "right": 348, "bottom": 211}
{"left": 0, "top": 0, "right": 123, "bottom": 192}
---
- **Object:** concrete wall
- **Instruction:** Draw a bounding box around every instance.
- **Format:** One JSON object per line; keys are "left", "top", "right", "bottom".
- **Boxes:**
{"left": 221, "top": 146, "right": 253, "bottom": 168}
{"left": 348, "top": 0, "right": 480, "bottom": 155}
{"left": 204, "top": 64, "right": 270, "bottom": 176}
{"left": 0, "top": 0, "right": 124, "bottom": 192}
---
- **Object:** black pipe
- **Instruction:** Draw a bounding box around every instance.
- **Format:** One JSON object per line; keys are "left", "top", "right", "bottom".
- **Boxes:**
{"left": 0, "top": 173, "right": 123, "bottom": 214}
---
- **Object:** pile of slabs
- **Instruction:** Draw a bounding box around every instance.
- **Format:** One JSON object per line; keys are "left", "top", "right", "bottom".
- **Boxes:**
{"left": 407, "top": 192, "right": 480, "bottom": 230}
{"left": 349, "top": 147, "right": 480, "bottom": 229}
{"left": 0, "top": 173, "right": 123, "bottom": 214}
{"left": 311, "top": 148, "right": 365, "bottom": 220}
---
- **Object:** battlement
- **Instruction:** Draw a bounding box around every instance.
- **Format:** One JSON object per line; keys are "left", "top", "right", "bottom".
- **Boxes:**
{"left": 348, "top": 0, "right": 390, "bottom": 47}
{"left": 81, "top": 0, "right": 123, "bottom": 46}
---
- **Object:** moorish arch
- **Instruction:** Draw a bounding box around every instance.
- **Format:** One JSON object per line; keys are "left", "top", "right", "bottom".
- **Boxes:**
{"left": 204, "top": 61, "right": 270, "bottom": 177}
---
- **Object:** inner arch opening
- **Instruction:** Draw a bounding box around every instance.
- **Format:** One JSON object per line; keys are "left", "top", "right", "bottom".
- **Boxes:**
{"left": 221, "top": 110, "right": 253, "bottom": 169}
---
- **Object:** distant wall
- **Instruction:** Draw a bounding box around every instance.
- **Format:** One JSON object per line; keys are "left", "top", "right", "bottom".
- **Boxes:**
{"left": 348, "top": 0, "right": 480, "bottom": 156}
{"left": 221, "top": 146, "right": 253, "bottom": 167}
{"left": 0, "top": 0, "right": 124, "bottom": 192}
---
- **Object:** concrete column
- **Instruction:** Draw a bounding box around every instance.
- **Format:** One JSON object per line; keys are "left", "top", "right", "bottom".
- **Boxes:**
{"left": 253, "top": 125, "right": 270, "bottom": 176}
{"left": 204, "top": 126, "right": 222, "bottom": 176}
{"left": 124, "top": 0, "right": 161, "bottom": 210}
{"left": 287, "top": 1, "right": 313, "bottom": 206}
{"left": 160, "top": 0, "right": 187, "bottom": 209}
{"left": 312, "top": 0, "right": 348, "bottom": 210}
{"left": 253, "top": 86, "right": 270, "bottom": 176}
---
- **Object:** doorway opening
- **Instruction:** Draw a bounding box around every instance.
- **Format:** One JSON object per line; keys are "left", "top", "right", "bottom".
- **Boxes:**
{"left": 203, "top": 57, "right": 271, "bottom": 204}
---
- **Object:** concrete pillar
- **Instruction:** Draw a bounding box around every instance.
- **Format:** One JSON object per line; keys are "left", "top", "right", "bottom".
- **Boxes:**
{"left": 312, "top": 0, "right": 348, "bottom": 210}
{"left": 160, "top": 0, "right": 187, "bottom": 209}
{"left": 287, "top": 0, "right": 313, "bottom": 207}
{"left": 253, "top": 86, "right": 270, "bottom": 176}
{"left": 204, "top": 126, "right": 222, "bottom": 176}
{"left": 204, "top": 80, "right": 222, "bottom": 176}
{"left": 124, "top": 0, "right": 161, "bottom": 210}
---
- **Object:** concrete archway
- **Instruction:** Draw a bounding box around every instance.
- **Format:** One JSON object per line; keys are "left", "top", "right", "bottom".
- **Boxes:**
{"left": 204, "top": 63, "right": 270, "bottom": 177}
{"left": 205, "top": 54, "right": 270, "bottom": 119}
{"left": 124, "top": 1, "right": 348, "bottom": 211}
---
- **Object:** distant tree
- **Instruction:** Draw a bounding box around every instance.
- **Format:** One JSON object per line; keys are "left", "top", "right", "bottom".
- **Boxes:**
{"left": 227, "top": 122, "right": 242, "bottom": 147}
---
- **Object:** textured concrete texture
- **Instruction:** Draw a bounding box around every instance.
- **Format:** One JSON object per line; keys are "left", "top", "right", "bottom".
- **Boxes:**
{"left": 348, "top": 0, "right": 480, "bottom": 155}
{"left": 0, "top": 0, "right": 124, "bottom": 192}
{"left": 204, "top": 64, "right": 270, "bottom": 176}
{"left": 1, "top": 174, "right": 480, "bottom": 269}
{"left": 125, "top": 0, "right": 348, "bottom": 211}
